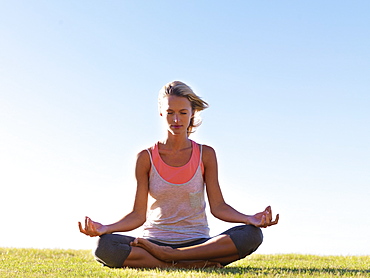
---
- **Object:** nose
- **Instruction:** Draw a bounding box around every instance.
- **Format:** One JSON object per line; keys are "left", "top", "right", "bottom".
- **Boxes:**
{"left": 173, "top": 114, "right": 179, "bottom": 123}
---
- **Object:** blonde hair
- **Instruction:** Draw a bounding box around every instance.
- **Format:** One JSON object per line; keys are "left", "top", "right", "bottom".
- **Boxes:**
{"left": 159, "top": 81, "right": 209, "bottom": 134}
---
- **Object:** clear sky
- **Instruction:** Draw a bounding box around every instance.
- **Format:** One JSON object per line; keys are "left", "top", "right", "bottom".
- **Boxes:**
{"left": 1, "top": 1, "right": 369, "bottom": 255}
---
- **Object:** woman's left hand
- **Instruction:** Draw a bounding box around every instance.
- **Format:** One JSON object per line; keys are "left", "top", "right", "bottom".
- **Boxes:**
{"left": 247, "top": 206, "right": 279, "bottom": 228}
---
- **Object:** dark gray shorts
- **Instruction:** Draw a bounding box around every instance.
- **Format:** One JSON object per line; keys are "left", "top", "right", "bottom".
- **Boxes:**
{"left": 94, "top": 225, "right": 263, "bottom": 268}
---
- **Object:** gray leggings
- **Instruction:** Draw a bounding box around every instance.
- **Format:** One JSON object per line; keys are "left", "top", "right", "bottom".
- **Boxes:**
{"left": 94, "top": 225, "right": 263, "bottom": 268}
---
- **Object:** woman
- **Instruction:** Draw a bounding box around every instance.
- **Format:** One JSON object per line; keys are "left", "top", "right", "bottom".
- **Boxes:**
{"left": 78, "top": 81, "right": 279, "bottom": 268}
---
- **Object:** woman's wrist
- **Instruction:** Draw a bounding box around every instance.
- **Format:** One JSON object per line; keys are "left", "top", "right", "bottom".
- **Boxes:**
{"left": 103, "top": 224, "right": 114, "bottom": 235}
{"left": 243, "top": 215, "right": 252, "bottom": 225}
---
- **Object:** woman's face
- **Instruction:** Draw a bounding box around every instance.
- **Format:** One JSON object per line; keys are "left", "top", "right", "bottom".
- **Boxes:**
{"left": 160, "top": 95, "right": 193, "bottom": 136}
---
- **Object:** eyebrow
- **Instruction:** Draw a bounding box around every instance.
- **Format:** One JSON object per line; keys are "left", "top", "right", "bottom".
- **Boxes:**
{"left": 166, "top": 108, "right": 190, "bottom": 111}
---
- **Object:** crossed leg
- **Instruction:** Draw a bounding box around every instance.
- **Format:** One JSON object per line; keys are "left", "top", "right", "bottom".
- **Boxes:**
{"left": 95, "top": 226, "right": 262, "bottom": 269}
{"left": 94, "top": 234, "right": 224, "bottom": 269}
{"left": 123, "top": 246, "right": 223, "bottom": 269}
{"left": 130, "top": 234, "right": 240, "bottom": 266}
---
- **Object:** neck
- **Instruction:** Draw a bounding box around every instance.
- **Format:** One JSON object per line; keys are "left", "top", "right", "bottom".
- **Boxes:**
{"left": 161, "top": 132, "right": 191, "bottom": 150}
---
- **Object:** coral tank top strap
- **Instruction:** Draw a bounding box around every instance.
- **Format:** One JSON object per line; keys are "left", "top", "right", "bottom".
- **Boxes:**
{"left": 151, "top": 140, "right": 203, "bottom": 185}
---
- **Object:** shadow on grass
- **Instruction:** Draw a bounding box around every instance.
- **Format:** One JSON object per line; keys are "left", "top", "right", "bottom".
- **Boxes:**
{"left": 163, "top": 266, "right": 369, "bottom": 276}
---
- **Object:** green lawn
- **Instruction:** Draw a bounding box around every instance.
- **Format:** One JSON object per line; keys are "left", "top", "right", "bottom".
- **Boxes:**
{"left": 0, "top": 248, "right": 368, "bottom": 277}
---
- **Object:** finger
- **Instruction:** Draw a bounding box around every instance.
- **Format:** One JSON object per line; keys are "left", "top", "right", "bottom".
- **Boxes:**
{"left": 263, "top": 215, "right": 269, "bottom": 228}
{"left": 85, "top": 217, "right": 89, "bottom": 231}
{"left": 78, "top": 222, "right": 88, "bottom": 235}
{"left": 87, "top": 217, "right": 97, "bottom": 235}
{"left": 130, "top": 238, "right": 139, "bottom": 247}
{"left": 259, "top": 215, "right": 266, "bottom": 228}
{"left": 266, "top": 207, "right": 272, "bottom": 222}
{"left": 272, "top": 213, "right": 280, "bottom": 224}
{"left": 90, "top": 221, "right": 98, "bottom": 234}
{"left": 87, "top": 217, "right": 97, "bottom": 236}
{"left": 268, "top": 214, "right": 280, "bottom": 226}
{"left": 269, "top": 208, "right": 274, "bottom": 222}
{"left": 78, "top": 222, "right": 84, "bottom": 233}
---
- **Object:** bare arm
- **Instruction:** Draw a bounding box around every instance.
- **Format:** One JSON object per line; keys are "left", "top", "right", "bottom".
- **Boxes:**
{"left": 203, "top": 145, "right": 279, "bottom": 228}
{"left": 79, "top": 150, "right": 150, "bottom": 236}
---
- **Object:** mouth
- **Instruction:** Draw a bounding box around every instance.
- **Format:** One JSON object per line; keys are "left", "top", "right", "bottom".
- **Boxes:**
{"left": 171, "top": 125, "right": 183, "bottom": 129}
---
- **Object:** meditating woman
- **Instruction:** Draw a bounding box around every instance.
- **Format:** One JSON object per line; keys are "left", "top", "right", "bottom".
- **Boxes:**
{"left": 78, "top": 81, "right": 279, "bottom": 268}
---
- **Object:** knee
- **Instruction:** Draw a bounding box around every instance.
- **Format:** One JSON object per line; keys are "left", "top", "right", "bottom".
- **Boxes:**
{"left": 94, "top": 234, "right": 132, "bottom": 268}
{"left": 249, "top": 225, "right": 263, "bottom": 249}
{"left": 94, "top": 235, "right": 120, "bottom": 268}
{"left": 242, "top": 225, "right": 263, "bottom": 256}
{"left": 227, "top": 225, "right": 263, "bottom": 259}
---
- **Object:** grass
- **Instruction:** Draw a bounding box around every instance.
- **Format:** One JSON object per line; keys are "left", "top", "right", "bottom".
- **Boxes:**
{"left": 0, "top": 248, "right": 369, "bottom": 277}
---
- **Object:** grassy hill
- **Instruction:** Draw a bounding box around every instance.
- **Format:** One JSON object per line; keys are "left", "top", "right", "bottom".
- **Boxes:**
{"left": 0, "top": 248, "right": 369, "bottom": 277}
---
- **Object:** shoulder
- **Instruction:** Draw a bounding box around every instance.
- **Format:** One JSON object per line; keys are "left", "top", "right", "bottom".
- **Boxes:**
{"left": 201, "top": 144, "right": 218, "bottom": 165}
{"left": 136, "top": 149, "right": 151, "bottom": 171}
{"left": 201, "top": 144, "right": 216, "bottom": 154}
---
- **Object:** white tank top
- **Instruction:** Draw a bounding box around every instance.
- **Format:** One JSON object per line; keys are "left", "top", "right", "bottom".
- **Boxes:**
{"left": 142, "top": 145, "right": 210, "bottom": 244}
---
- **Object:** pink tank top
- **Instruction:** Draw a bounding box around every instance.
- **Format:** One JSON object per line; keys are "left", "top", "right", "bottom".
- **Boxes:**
{"left": 151, "top": 140, "right": 204, "bottom": 184}
{"left": 142, "top": 141, "right": 210, "bottom": 244}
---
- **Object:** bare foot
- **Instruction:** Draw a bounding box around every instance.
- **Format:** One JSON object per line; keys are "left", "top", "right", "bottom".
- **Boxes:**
{"left": 130, "top": 238, "right": 224, "bottom": 269}
{"left": 131, "top": 238, "right": 176, "bottom": 261}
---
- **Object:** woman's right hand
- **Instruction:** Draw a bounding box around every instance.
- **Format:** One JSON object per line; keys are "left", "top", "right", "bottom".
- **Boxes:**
{"left": 78, "top": 217, "right": 108, "bottom": 237}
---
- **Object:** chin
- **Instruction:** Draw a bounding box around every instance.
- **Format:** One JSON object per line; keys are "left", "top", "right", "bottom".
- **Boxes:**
{"left": 169, "top": 130, "right": 186, "bottom": 136}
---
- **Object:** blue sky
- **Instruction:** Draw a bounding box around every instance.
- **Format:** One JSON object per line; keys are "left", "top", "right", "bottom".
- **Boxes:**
{"left": 1, "top": 1, "right": 369, "bottom": 255}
